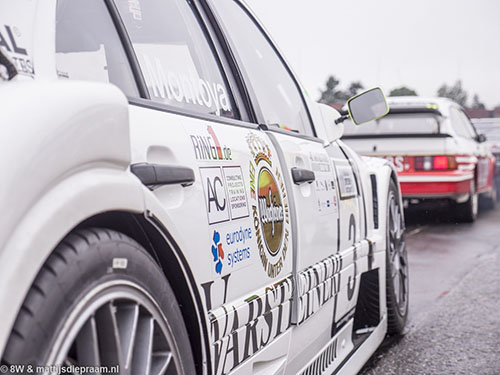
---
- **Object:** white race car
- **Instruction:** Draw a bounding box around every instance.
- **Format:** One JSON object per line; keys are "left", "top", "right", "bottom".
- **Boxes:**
{"left": 0, "top": 1, "right": 407, "bottom": 374}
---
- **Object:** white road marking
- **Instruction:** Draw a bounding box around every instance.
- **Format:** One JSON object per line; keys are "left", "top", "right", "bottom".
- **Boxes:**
{"left": 406, "top": 226, "right": 427, "bottom": 237}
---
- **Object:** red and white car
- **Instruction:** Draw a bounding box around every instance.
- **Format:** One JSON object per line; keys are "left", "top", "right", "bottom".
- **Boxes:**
{"left": 473, "top": 118, "right": 500, "bottom": 192}
{"left": 342, "top": 96, "right": 497, "bottom": 221}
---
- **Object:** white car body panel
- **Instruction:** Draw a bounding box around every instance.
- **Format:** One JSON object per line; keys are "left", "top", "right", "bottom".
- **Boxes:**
{"left": 0, "top": 80, "right": 131, "bottom": 249}
{"left": 0, "top": 1, "right": 405, "bottom": 374}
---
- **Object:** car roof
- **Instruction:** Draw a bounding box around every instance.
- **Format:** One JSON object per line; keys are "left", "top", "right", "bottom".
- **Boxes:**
{"left": 386, "top": 96, "right": 458, "bottom": 114}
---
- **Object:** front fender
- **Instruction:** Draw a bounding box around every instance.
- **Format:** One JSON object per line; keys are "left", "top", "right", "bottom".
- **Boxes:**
{"left": 361, "top": 156, "right": 404, "bottom": 252}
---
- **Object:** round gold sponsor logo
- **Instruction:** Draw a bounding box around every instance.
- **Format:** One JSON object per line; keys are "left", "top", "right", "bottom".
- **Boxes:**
{"left": 247, "top": 132, "right": 290, "bottom": 278}
{"left": 257, "top": 168, "right": 284, "bottom": 256}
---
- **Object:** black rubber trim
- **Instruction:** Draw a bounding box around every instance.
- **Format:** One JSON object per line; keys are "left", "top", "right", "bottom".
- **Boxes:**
{"left": 291, "top": 167, "right": 315, "bottom": 184}
{"left": 353, "top": 269, "right": 380, "bottom": 334}
{"left": 196, "top": 0, "right": 257, "bottom": 123}
{"left": 389, "top": 107, "right": 443, "bottom": 116}
{"left": 342, "top": 133, "right": 452, "bottom": 139}
{"left": 260, "top": 123, "right": 325, "bottom": 143}
{"left": 370, "top": 174, "right": 379, "bottom": 229}
{"left": 331, "top": 307, "right": 355, "bottom": 338}
{"left": 332, "top": 332, "right": 372, "bottom": 375}
{"left": 131, "top": 163, "right": 195, "bottom": 188}
{"left": 105, "top": 0, "right": 149, "bottom": 99}
{"left": 186, "top": 0, "right": 243, "bottom": 121}
{"left": 145, "top": 212, "right": 212, "bottom": 375}
{"left": 128, "top": 97, "right": 259, "bottom": 130}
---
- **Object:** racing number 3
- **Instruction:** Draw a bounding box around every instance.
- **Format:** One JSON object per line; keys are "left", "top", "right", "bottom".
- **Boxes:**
{"left": 347, "top": 214, "right": 357, "bottom": 301}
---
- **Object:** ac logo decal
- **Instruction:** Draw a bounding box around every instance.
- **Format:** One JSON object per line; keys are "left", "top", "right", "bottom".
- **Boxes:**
{"left": 200, "top": 166, "right": 249, "bottom": 225}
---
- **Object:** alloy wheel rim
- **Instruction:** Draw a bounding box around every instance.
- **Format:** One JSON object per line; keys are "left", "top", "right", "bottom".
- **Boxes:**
{"left": 388, "top": 193, "right": 409, "bottom": 316}
{"left": 46, "top": 280, "right": 183, "bottom": 375}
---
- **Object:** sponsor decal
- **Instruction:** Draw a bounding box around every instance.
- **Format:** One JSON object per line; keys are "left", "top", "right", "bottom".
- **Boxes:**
{"left": 296, "top": 253, "right": 343, "bottom": 325}
{"left": 211, "top": 230, "right": 225, "bottom": 275}
{"left": 247, "top": 132, "right": 290, "bottom": 278}
{"left": 225, "top": 226, "right": 252, "bottom": 271}
{"left": 141, "top": 53, "right": 231, "bottom": 116}
{"left": 201, "top": 276, "right": 293, "bottom": 375}
{"left": 201, "top": 167, "right": 230, "bottom": 224}
{"left": 209, "top": 225, "right": 253, "bottom": 276}
{"left": 191, "top": 126, "right": 232, "bottom": 161}
{"left": 301, "top": 337, "right": 339, "bottom": 375}
{"left": 257, "top": 168, "right": 284, "bottom": 256}
{"left": 127, "top": 0, "right": 143, "bottom": 21}
{"left": 309, "top": 152, "right": 338, "bottom": 215}
{"left": 347, "top": 214, "right": 357, "bottom": 301}
{"left": 309, "top": 152, "right": 331, "bottom": 172}
{"left": 200, "top": 166, "right": 249, "bottom": 225}
{"left": 337, "top": 165, "right": 357, "bottom": 199}
{"left": 0, "top": 25, "right": 33, "bottom": 76}
{"left": 223, "top": 166, "right": 249, "bottom": 220}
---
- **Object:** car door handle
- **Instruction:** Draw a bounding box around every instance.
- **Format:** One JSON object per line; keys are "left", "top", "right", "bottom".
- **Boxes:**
{"left": 131, "top": 163, "right": 195, "bottom": 188}
{"left": 291, "top": 167, "right": 315, "bottom": 184}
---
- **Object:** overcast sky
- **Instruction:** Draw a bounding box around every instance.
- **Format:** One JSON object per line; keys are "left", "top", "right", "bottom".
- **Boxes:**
{"left": 245, "top": 0, "right": 500, "bottom": 108}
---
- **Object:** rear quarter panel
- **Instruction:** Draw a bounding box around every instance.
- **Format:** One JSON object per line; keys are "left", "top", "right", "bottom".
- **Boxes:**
{"left": 0, "top": 80, "right": 143, "bottom": 356}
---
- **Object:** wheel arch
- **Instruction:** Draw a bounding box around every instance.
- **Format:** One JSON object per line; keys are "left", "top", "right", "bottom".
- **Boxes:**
{"left": 76, "top": 211, "right": 209, "bottom": 375}
{"left": 0, "top": 166, "right": 209, "bottom": 373}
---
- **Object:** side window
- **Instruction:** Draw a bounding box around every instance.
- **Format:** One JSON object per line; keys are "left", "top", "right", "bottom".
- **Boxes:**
{"left": 458, "top": 110, "right": 477, "bottom": 139}
{"left": 55, "top": 0, "right": 139, "bottom": 97}
{"left": 213, "top": 0, "right": 314, "bottom": 135}
{"left": 450, "top": 107, "right": 474, "bottom": 138}
{"left": 115, "top": 0, "right": 237, "bottom": 119}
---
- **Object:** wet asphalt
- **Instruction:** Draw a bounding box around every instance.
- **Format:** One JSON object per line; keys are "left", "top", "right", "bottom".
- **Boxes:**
{"left": 360, "top": 200, "right": 500, "bottom": 375}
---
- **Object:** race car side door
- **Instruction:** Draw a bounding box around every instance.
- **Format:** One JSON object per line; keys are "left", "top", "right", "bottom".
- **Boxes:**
{"left": 207, "top": 1, "right": 358, "bottom": 372}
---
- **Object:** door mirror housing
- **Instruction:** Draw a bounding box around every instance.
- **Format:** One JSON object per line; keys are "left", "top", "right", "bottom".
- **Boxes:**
{"left": 476, "top": 133, "right": 487, "bottom": 143}
{"left": 347, "top": 87, "right": 389, "bottom": 125}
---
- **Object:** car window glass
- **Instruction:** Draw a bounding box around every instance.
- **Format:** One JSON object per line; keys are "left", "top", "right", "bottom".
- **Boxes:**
{"left": 458, "top": 110, "right": 476, "bottom": 139}
{"left": 55, "top": 0, "right": 139, "bottom": 97}
{"left": 343, "top": 113, "right": 441, "bottom": 136}
{"left": 450, "top": 107, "right": 473, "bottom": 138}
{"left": 115, "top": 0, "right": 236, "bottom": 119}
{"left": 213, "top": 0, "right": 313, "bottom": 135}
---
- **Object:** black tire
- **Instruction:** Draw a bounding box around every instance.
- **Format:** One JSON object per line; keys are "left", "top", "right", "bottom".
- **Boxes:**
{"left": 455, "top": 179, "right": 478, "bottom": 222}
{"left": 2, "top": 228, "right": 196, "bottom": 375}
{"left": 385, "top": 180, "right": 409, "bottom": 335}
{"left": 480, "top": 182, "right": 497, "bottom": 209}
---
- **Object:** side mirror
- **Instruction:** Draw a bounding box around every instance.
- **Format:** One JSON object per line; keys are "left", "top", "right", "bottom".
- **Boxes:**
{"left": 477, "top": 133, "right": 487, "bottom": 143}
{"left": 347, "top": 87, "right": 389, "bottom": 125}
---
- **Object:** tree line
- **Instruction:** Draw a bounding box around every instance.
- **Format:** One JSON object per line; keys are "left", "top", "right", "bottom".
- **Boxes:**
{"left": 319, "top": 75, "right": 486, "bottom": 109}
